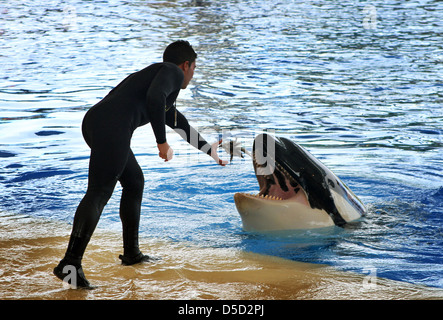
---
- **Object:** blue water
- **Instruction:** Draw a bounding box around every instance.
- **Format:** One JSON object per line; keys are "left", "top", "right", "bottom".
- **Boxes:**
{"left": 1, "top": 0, "right": 442, "bottom": 289}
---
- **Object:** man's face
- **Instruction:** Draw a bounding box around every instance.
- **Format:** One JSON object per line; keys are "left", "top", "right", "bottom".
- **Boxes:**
{"left": 181, "top": 60, "right": 196, "bottom": 89}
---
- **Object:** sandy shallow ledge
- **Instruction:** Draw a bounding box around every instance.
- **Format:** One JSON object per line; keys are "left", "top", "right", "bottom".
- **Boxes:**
{"left": 1, "top": 212, "right": 442, "bottom": 300}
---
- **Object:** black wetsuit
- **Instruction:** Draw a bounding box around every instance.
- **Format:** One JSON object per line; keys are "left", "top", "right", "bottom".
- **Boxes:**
{"left": 63, "top": 62, "right": 212, "bottom": 268}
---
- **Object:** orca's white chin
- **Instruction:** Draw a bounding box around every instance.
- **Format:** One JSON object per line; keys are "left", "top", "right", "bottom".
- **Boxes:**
{"left": 234, "top": 192, "right": 335, "bottom": 231}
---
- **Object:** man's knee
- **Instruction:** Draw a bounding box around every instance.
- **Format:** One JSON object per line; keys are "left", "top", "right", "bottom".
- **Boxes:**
{"left": 120, "top": 174, "right": 144, "bottom": 195}
{"left": 86, "top": 178, "right": 117, "bottom": 203}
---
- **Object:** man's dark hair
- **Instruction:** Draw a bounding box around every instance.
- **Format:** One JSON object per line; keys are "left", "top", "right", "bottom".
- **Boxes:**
{"left": 163, "top": 40, "right": 197, "bottom": 66}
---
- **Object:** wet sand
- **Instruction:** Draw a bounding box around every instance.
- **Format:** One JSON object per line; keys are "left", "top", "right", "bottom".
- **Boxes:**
{"left": 1, "top": 212, "right": 442, "bottom": 300}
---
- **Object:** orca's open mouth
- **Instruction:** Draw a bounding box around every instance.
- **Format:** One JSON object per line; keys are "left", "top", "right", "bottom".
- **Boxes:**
{"left": 252, "top": 150, "right": 309, "bottom": 203}
{"left": 235, "top": 134, "right": 310, "bottom": 206}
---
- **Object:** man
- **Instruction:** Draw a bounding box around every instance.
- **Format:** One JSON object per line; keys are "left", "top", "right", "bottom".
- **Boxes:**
{"left": 54, "top": 40, "right": 228, "bottom": 289}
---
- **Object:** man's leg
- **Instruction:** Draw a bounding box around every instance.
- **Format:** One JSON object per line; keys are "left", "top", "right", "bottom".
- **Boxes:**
{"left": 117, "top": 149, "right": 152, "bottom": 265}
{"left": 118, "top": 149, "right": 144, "bottom": 258}
{"left": 54, "top": 180, "right": 117, "bottom": 288}
{"left": 54, "top": 139, "right": 131, "bottom": 288}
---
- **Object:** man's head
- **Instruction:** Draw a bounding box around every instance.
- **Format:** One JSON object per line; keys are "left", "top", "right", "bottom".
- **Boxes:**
{"left": 163, "top": 40, "right": 197, "bottom": 65}
{"left": 163, "top": 40, "right": 197, "bottom": 89}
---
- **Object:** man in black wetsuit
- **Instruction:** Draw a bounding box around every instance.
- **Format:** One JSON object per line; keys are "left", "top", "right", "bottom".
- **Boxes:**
{"left": 54, "top": 40, "right": 228, "bottom": 288}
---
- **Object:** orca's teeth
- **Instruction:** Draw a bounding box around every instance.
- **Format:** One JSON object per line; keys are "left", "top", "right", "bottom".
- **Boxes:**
{"left": 239, "top": 193, "right": 285, "bottom": 201}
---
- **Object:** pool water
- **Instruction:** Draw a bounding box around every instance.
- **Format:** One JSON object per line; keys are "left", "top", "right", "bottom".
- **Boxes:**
{"left": 0, "top": 0, "right": 442, "bottom": 292}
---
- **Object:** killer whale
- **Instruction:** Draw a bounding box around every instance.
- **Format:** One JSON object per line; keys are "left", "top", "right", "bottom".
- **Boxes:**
{"left": 234, "top": 134, "right": 366, "bottom": 231}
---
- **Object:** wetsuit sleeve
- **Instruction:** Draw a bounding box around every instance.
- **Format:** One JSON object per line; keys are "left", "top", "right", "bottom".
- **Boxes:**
{"left": 165, "top": 108, "right": 212, "bottom": 156}
{"left": 146, "top": 65, "right": 183, "bottom": 144}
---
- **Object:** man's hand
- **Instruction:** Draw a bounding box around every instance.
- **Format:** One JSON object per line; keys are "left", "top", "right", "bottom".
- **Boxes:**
{"left": 157, "top": 142, "right": 173, "bottom": 162}
{"left": 211, "top": 140, "right": 228, "bottom": 166}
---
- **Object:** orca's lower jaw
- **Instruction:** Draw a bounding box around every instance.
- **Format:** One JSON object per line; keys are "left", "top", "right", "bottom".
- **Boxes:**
{"left": 233, "top": 189, "right": 335, "bottom": 231}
